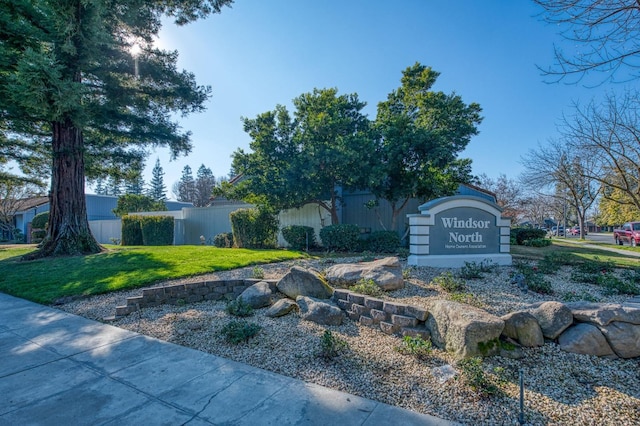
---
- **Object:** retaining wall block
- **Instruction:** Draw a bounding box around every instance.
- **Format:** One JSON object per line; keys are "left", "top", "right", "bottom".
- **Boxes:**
{"left": 380, "top": 321, "right": 400, "bottom": 335}
{"left": 347, "top": 310, "right": 361, "bottom": 321}
{"left": 364, "top": 297, "right": 384, "bottom": 310}
{"left": 370, "top": 309, "right": 388, "bottom": 324}
{"left": 383, "top": 301, "right": 407, "bottom": 316}
{"left": 187, "top": 294, "right": 203, "bottom": 303}
{"left": 351, "top": 303, "right": 369, "bottom": 317}
{"left": 333, "top": 289, "right": 350, "bottom": 301}
{"left": 205, "top": 293, "right": 224, "bottom": 301}
{"left": 347, "top": 293, "right": 366, "bottom": 305}
{"left": 391, "top": 314, "right": 419, "bottom": 328}
{"left": 402, "top": 326, "right": 431, "bottom": 341}
{"left": 336, "top": 299, "right": 353, "bottom": 311}
{"left": 405, "top": 306, "right": 429, "bottom": 321}
{"left": 360, "top": 315, "right": 374, "bottom": 326}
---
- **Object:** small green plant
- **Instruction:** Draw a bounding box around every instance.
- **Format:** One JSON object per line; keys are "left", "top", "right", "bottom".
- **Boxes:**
{"left": 319, "top": 330, "right": 348, "bottom": 359}
{"left": 226, "top": 298, "right": 255, "bottom": 317}
{"left": 359, "top": 251, "right": 376, "bottom": 262}
{"left": 251, "top": 266, "right": 265, "bottom": 279}
{"left": 576, "top": 257, "right": 615, "bottom": 275}
{"left": 537, "top": 251, "right": 574, "bottom": 274}
{"left": 598, "top": 273, "right": 640, "bottom": 295}
{"left": 459, "top": 260, "right": 497, "bottom": 279}
{"left": 432, "top": 271, "right": 466, "bottom": 293}
{"left": 396, "top": 335, "right": 433, "bottom": 359}
{"left": 350, "top": 278, "right": 383, "bottom": 296}
{"left": 448, "top": 292, "right": 485, "bottom": 308}
{"left": 513, "top": 260, "right": 553, "bottom": 294}
{"left": 219, "top": 320, "right": 261, "bottom": 343}
{"left": 402, "top": 266, "right": 416, "bottom": 280}
{"left": 560, "top": 290, "right": 600, "bottom": 303}
{"left": 456, "top": 357, "right": 502, "bottom": 397}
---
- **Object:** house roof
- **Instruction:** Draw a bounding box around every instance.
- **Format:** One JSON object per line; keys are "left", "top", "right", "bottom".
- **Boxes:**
{"left": 13, "top": 196, "right": 49, "bottom": 213}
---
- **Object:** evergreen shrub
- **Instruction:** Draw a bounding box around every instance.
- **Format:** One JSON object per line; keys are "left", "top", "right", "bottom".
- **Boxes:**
{"left": 230, "top": 208, "right": 279, "bottom": 249}
{"left": 121, "top": 215, "right": 144, "bottom": 245}
{"left": 31, "top": 212, "right": 49, "bottom": 230}
{"left": 510, "top": 228, "right": 548, "bottom": 245}
{"left": 140, "top": 216, "right": 174, "bottom": 245}
{"left": 213, "top": 232, "right": 233, "bottom": 248}
{"left": 281, "top": 225, "right": 316, "bottom": 250}
{"left": 319, "top": 224, "right": 360, "bottom": 252}
{"left": 365, "top": 230, "right": 401, "bottom": 253}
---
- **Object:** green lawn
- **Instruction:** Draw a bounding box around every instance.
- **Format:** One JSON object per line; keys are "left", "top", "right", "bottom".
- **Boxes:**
{"left": 0, "top": 245, "right": 307, "bottom": 304}
{"left": 511, "top": 240, "right": 640, "bottom": 268}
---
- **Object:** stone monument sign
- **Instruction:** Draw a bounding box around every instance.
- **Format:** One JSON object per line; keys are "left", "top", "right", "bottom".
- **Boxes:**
{"left": 408, "top": 195, "right": 512, "bottom": 267}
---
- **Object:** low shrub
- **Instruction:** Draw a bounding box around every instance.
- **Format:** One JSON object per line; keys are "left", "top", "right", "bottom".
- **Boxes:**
{"left": 318, "top": 330, "right": 348, "bottom": 359}
{"left": 365, "top": 230, "right": 401, "bottom": 253}
{"left": 350, "top": 278, "right": 383, "bottom": 297}
{"left": 225, "top": 298, "right": 255, "bottom": 317}
{"left": 281, "top": 225, "right": 316, "bottom": 251}
{"left": 460, "top": 260, "right": 497, "bottom": 279}
{"left": 432, "top": 272, "right": 466, "bottom": 293}
{"left": 513, "top": 261, "right": 553, "bottom": 294}
{"left": 523, "top": 238, "right": 552, "bottom": 247}
{"left": 230, "top": 207, "right": 279, "bottom": 249}
{"left": 448, "top": 292, "right": 486, "bottom": 308}
{"left": 31, "top": 212, "right": 49, "bottom": 230}
{"left": 456, "top": 357, "right": 502, "bottom": 397}
{"left": 251, "top": 266, "right": 265, "bottom": 279}
{"left": 213, "top": 232, "right": 233, "bottom": 248}
{"left": 537, "top": 251, "right": 574, "bottom": 274}
{"left": 140, "top": 216, "right": 174, "bottom": 245}
{"left": 395, "top": 335, "right": 433, "bottom": 359}
{"left": 30, "top": 229, "right": 46, "bottom": 244}
{"left": 319, "top": 224, "right": 360, "bottom": 252}
{"left": 510, "top": 227, "right": 548, "bottom": 245}
{"left": 219, "top": 320, "right": 261, "bottom": 343}
{"left": 121, "top": 215, "right": 144, "bottom": 245}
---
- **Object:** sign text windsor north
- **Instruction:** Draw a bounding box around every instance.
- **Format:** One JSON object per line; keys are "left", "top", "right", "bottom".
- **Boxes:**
{"left": 442, "top": 216, "right": 491, "bottom": 246}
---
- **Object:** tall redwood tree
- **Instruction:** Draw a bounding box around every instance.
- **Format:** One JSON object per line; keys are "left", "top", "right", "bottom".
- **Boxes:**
{"left": 0, "top": 0, "right": 233, "bottom": 257}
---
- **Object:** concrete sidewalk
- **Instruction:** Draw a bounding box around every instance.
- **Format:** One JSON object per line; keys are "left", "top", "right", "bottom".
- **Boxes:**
{"left": 0, "top": 293, "right": 458, "bottom": 426}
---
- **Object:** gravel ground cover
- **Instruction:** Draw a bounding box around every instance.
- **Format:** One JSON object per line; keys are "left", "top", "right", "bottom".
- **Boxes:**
{"left": 58, "top": 257, "right": 640, "bottom": 425}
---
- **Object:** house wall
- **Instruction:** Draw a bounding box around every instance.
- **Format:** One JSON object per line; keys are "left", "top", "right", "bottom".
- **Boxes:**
{"left": 341, "top": 190, "right": 422, "bottom": 241}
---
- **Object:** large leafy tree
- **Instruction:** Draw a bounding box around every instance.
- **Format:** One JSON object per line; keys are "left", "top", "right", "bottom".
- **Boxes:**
{"left": 230, "top": 88, "right": 374, "bottom": 224}
{"left": 371, "top": 63, "right": 482, "bottom": 230}
{"left": 0, "top": 0, "right": 233, "bottom": 258}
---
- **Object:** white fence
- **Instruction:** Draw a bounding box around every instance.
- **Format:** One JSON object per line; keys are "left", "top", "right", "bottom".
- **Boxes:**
{"left": 89, "top": 202, "right": 331, "bottom": 247}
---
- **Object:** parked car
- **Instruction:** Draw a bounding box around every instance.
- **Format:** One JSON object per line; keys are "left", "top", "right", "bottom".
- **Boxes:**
{"left": 550, "top": 226, "right": 564, "bottom": 236}
{"left": 613, "top": 222, "right": 640, "bottom": 246}
{"left": 569, "top": 227, "right": 587, "bottom": 236}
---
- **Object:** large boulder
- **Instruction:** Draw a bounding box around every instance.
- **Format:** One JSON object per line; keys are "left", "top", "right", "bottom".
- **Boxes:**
{"left": 237, "top": 281, "right": 272, "bottom": 309}
{"left": 276, "top": 266, "right": 333, "bottom": 299}
{"left": 558, "top": 323, "right": 617, "bottom": 358}
{"left": 524, "top": 301, "right": 573, "bottom": 340}
{"left": 324, "top": 256, "right": 404, "bottom": 291}
{"left": 566, "top": 302, "right": 640, "bottom": 326}
{"left": 501, "top": 311, "right": 544, "bottom": 347}
{"left": 426, "top": 300, "right": 505, "bottom": 358}
{"left": 598, "top": 321, "right": 640, "bottom": 359}
{"left": 296, "top": 296, "right": 345, "bottom": 326}
{"left": 265, "top": 299, "right": 298, "bottom": 318}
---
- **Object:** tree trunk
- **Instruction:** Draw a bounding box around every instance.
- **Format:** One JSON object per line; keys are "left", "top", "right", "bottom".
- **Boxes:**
{"left": 26, "top": 119, "right": 102, "bottom": 258}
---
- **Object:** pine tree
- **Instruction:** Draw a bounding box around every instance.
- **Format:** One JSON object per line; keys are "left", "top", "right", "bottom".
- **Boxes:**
{"left": 194, "top": 164, "right": 216, "bottom": 207}
{"left": 148, "top": 158, "right": 167, "bottom": 201}
{"left": 93, "top": 178, "right": 106, "bottom": 195}
{"left": 125, "top": 171, "right": 145, "bottom": 195}
{"left": 0, "top": 0, "right": 233, "bottom": 258}
{"left": 176, "top": 165, "right": 196, "bottom": 202}
{"left": 106, "top": 177, "right": 122, "bottom": 196}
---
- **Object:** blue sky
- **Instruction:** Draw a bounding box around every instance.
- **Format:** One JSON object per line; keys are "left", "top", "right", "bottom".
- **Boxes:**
{"left": 144, "top": 0, "right": 613, "bottom": 198}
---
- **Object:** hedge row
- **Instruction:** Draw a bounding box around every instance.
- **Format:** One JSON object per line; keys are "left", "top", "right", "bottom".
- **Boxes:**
{"left": 121, "top": 215, "right": 174, "bottom": 246}
{"left": 230, "top": 208, "right": 279, "bottom": 249}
